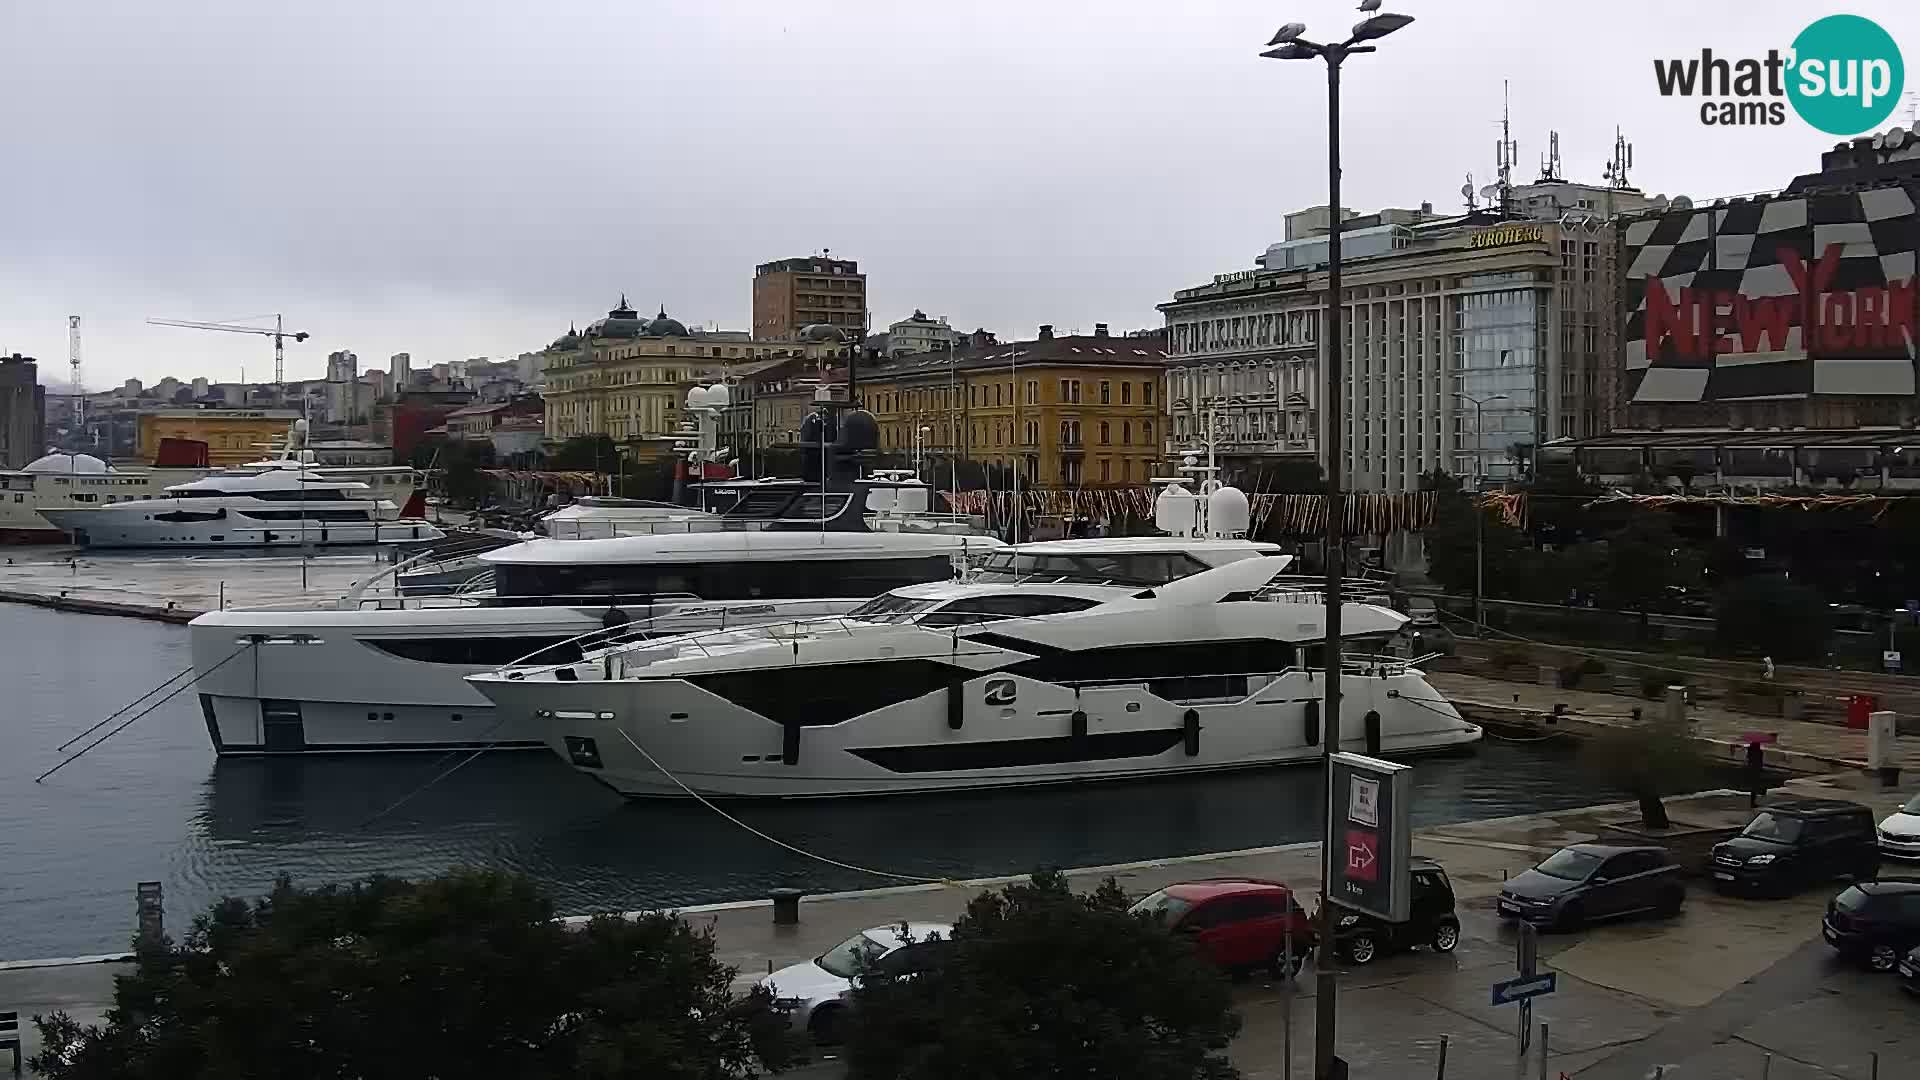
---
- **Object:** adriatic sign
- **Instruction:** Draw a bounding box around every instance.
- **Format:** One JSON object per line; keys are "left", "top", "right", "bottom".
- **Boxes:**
{"left": 1467, "top": 224, "right": 1544, "bottom": 250}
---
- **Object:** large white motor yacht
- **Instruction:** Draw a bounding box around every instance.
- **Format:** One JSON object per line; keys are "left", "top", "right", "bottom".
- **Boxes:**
{"left": 466, "top": 552, "right": 1481, "bottom": 799}
{"left": 187, "top": 479, "right": 1002, "bottom": 754}
{"left": 38, "top": 466, "right": 441, "bottom": 549}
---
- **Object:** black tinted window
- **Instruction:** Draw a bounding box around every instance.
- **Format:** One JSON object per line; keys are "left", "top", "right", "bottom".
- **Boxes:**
{"left": 494, "top": 555, "right": 957, "bottom": 602}
{"left": 1240, "top": 893, "right": 1287, "bottom": 917}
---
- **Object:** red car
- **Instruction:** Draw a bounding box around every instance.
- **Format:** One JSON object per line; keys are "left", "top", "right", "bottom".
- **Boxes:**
{"left": 1130, "top": 878, "right": 1317, "bottom": 977}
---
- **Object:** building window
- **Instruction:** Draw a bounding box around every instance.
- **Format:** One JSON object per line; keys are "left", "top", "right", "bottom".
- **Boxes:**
{"left": 1121, "top": 421, "right": 1131, "bottom": 445}
{"left": 1026, "top": 380, "right": 1038, "bottom": 405}
{"left": 1099, "top": 421, "right": 1110, "bottom": 445}
{"left": 1100, "top": 380, "right": 1111, "bottom": 404}
{"left": 1121, "top": 382, "right": 1131, "bottom": 405}
{"left": 1100, "top": 459, "right": 1110, "bottom": 484}
{"left": 1142, "top": 421, "right": 1153, "bottom": 444}
{"left": 1143, "top": 382, "right": 1154, "bottom": 406}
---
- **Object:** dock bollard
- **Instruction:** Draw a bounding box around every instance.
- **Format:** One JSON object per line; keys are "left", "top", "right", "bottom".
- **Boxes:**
{"left": 769, "top": 888, "right": 804, "bottom": 926}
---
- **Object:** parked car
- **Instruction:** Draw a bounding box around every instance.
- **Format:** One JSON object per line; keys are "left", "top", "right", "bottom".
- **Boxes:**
{"left": 1711, "top": 798, "right": 1881, "bottom": 896}
{"left": 1330, "top": 858, "right": 1461, "bottom": 965}
{"left": 1403, "top": 600, "right": 1457, "bottom": 657}
{"left": 1130, "top": 878, "right": 1315, "bottom": 977}
{"left": 761, "top": 922, "right": 950, "bottom": 1043}
{"left": 1821, "top": 879, "right": 1920, "bottom": 972}
{"left": 1901, "top": 945, "right": 1920, "bottom": 992}
{"left": 1496, "top": 843, "right": 1684, "bottom": 930}
{"left": 1878, "top": 794, "right": 1920, "bottom": 862}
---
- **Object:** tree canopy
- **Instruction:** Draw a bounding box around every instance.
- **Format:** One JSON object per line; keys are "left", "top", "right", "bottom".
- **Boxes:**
{"left": 32, "top": 870, "right": 793, "bottom": 1080}
{"left": 846, "top": 871, "right": 1240, "bottom": 1080}
{"left": 1715, "top": 574, "right": 1833, "bottom": 662}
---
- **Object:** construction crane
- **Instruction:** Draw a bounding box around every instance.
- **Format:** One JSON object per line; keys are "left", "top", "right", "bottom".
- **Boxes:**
{"left": 68, "top": 315, "right": 83, "bottom": 434}
{"left": 147, "top": 314, "right": 309, "bottom": 388}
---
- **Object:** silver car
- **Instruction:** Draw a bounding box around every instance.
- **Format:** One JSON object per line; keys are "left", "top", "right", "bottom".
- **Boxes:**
{"left": 760, "top": 922, "right": 951, "bottom": 1043}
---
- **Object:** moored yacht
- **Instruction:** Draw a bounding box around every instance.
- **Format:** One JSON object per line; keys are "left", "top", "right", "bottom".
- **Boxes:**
{"left": 466, "top": 553, "right": 1481, "bottom": 799}
{"left": 39, "top": 466, "right": 441, "bottom": 549}
{"left": 186, "top": 477, "right": 1002, "bottom": 754}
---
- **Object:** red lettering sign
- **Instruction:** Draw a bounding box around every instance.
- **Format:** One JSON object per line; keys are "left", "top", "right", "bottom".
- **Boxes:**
{"left": 1644, "top": 243, "right": 1916, "bottom": 360}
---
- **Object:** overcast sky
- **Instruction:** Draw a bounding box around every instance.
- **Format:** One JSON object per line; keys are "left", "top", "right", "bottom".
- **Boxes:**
{"left": 1, "top": 0, "right": 1913, "bottom": 388}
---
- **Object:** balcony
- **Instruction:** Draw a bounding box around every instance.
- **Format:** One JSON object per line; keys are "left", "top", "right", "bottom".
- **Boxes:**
{"left": 1059, "top": 439, "right": 1085, "bottom": 455}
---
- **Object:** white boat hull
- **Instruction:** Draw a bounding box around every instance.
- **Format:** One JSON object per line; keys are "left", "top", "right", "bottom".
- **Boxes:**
{"left": 473, "top": 666, "right": 1483, "bottom": 799}
{"left": 49, "top": 516, "right": 443, "bottom": 549}
{"left": 190, "top": 599, "right": 868, "bottom": 753}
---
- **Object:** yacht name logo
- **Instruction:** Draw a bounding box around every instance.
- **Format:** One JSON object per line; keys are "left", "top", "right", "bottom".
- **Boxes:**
{"left": 983, "top": 679, "right": 1017, "bottom": 706}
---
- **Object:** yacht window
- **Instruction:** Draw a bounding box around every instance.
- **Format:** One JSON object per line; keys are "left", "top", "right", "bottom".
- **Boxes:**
{"left": 918, "top": 593, "right": 1099, "bottom": 627}
{"left": 492, "top": 554, "right": 959, "bottom": 604}
{"left": 363, "top": 636, "right": 586, "bottom": 666}
{"left": 974, "top": 551, "right": 1212, "bottom": 586}
{"left": 847, "top": 593, "right": 943, "bottom": 623}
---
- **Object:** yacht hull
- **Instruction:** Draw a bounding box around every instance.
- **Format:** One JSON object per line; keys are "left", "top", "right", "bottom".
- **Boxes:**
{"left": 473, "top": 667, "right": 1482, "bottom": 799}
{"left": 189, "top": 600, "right": 868, "bottom": 753}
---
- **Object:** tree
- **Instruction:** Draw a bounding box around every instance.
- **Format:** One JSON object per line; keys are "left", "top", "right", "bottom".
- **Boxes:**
{"left": 1580, "top": 713, "right": 1711, "bottom": 830}
{"left": 32, "top": 870, "right": 793, "bottom": 1080}
{"left": 846, "top": 871, "right": 1240, "bottom": 1080}
{"left": 1715, "top": 574, "right": 1832, "bottom": 662}
{"left": 1421, "top": 488, "right": 1530, "bottom": 600}
{"left": 1599, "top": 514, "right": 1703, "bottom": 617}
{"left": 550, "top": 434, "right": 620, "bottom": 472}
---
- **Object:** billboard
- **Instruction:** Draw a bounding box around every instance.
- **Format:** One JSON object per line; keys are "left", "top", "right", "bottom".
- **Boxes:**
{"left": 1622, "top": 181, "right": 1919, "bottom": 403}
{"left": 1328, "top": 752, "right": 1413, "bottom": 922}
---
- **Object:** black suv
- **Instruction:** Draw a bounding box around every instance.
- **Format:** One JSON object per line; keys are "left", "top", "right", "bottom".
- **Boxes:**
{"left": 1496, "top": 844, "right": 1684, "bottom": 930}
{"left": 1711, "top": 798, "right": 1881, "bottom": 896}
{"left": 1823, "top": 879, "right": 1920, "bottom": 972}
{"left": 1332, "top": 859, "right": 1461, "bottom": 965}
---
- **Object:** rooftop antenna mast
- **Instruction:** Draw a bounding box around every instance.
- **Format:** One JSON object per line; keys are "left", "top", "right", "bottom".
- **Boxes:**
{"left": 1539, "top": 130, "right": 1562, "bottom": 183}
{"left": 68, "top": 315, "right": 84, "bottom": 439}
{"left": 1493, "top": 79, "right": 1517, "bottom": 213}
{"left": 1461, "top": 173, "right": 1478, "bottom": 213}
{"left": 1603, "top": 126, "right": 1635, "bottom": 191}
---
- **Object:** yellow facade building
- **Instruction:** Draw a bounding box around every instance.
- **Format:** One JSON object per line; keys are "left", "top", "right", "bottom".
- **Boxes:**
{"left": 542, "top": 298, "right": 829, "bottom": 458}
{"left": 134, "top": 408, "right": 303, "bottom": 467}
{"left": 858, "top": 325, "right": 1168, "bottom": 488}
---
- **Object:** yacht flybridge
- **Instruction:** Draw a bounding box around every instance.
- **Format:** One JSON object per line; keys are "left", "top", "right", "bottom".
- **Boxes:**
{"left": 466, "top": 551, "right": 1481, "bottom": 799}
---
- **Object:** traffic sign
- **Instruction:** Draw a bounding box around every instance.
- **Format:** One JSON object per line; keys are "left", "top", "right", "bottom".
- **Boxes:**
{"left": 1328, "top": 752, "right": 1412, "bottom": 922}
{"left": 1490, "top": 972, "right": 1558, "bottom": 1006}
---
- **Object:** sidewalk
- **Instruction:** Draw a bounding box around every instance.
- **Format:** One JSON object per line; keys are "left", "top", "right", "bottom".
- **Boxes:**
{"left": 5, "top": 772, "right": 1913, "bottom": 1078}
{"left": 1431, "top": 669, "right": 1920, "bottom": 774}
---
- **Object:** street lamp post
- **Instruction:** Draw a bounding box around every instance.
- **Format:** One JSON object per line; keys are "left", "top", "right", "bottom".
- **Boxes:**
{"left": 915, "top": 424, "right": 931, "bottom": 483}
{"left": 1455, "top": 391, "right": 1509, "bottom": 632}
{"left": 1261, "top": 7, "right": 1415, "bottom": 1079}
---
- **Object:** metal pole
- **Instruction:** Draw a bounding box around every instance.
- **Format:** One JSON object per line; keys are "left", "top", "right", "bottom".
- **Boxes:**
{"left": 1473, "top": 399, "right": 1485, "bottom": 631}
{"left": 1537, "top": 1022, "right": 1549, "bottom": 1080}
{"left": 1313, "top": 45, "right": 1346, "bottom": 1080}
{"left": 1870, "top": 1050, "right": 1879, "bottom": 1080}
{"left": 1010, "top": 345, "right": 1021, "bottom": 545}
{"left": 1283, "top": 918, "right": 1295, "bottom": 1080}
{"left": 1761, "top": 1052, "right": 1772, "bottom": 1080}
{"left": 1519, "top": 998, "right": 1532, "bottom": 1055}
{"left": 1434, "top": 1035, "right": 1448, "bottom": 1080}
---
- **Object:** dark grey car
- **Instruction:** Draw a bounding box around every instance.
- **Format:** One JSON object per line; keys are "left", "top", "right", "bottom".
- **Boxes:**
{"left": 1496, "top": 844, "right": 1685, "bottom": 931}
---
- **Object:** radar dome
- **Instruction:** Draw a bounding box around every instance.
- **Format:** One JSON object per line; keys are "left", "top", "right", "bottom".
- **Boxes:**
{"left": 836, "top": 408, "right": 878, "bottom": 452}
{"left": 1207, "top": 485, "right": 1251, "bottom": 536}
{"left": 23, "top": 452, "right": 109, "bottom": 474}
{"left": 1155, "top": 482, "right": 1196, "bottom": 535}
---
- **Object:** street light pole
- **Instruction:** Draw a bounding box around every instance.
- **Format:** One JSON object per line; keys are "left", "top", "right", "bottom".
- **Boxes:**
{"left": 1455, "top": 390, "right": 1508, "bottom": 632}
{"left": 1262, "top": 9, "right": 1415, "bottom": 1079}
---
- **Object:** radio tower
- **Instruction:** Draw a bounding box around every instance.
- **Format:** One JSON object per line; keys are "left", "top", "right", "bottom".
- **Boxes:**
{"left": 68, "top": 315, "right": 84, "bottom": 436}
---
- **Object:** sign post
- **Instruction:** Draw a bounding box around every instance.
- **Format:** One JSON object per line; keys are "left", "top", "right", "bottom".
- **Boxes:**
{"left": 1489, "top": 920, "right": 1556, "bottom": 1057}
{"left": 1328, "top": 752, "right": 1413, "bottom": 921}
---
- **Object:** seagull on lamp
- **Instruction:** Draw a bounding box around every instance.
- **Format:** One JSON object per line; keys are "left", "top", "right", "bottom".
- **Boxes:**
{"left": 1359, "top": 0, "right": 1382, "bottom": 10}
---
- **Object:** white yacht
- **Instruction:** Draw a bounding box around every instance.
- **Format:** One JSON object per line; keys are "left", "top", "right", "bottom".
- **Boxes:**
{"left": 38, "top": 465, "right": 441, "bottom": 549}
{"left": 186, "top": 479, "right": 1002, "bottom": 754}
{"left": 466, "top": 551, "right": 1482, "bottom": 799}
{"left": 1, "top": 451, "right": 419, "bottom": 544}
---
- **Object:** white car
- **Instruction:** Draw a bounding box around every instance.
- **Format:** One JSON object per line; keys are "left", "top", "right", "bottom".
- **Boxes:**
{"left": 1879, "top": 794, "right": 1920, "bottom": 860}
{"left": 760, "top": 922, "right": 951, "bottom": 1043}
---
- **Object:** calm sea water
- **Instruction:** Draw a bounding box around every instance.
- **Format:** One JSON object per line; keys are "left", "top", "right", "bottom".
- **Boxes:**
{"left": 3, "top": 604, "right": 1637, "bottom": 959}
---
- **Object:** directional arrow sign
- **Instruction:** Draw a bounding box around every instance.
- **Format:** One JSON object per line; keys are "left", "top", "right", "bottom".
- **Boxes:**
{"left": 1490, "top": 971, "right": 1557, "bottom": 1006}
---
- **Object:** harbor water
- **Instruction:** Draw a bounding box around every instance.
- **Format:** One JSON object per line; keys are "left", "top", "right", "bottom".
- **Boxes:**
{"left": 6, "top": 603, "right": 1640, "bottom": 960}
